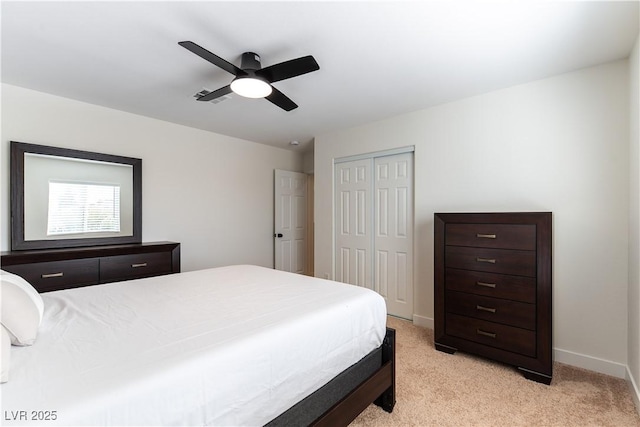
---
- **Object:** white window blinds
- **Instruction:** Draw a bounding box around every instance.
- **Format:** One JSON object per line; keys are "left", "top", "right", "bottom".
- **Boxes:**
{"left": 47, "top": 181, "right": 121, "bottom": 236}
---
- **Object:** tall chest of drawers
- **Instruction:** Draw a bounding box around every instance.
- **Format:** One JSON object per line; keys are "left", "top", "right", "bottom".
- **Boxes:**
{"left": 434, "top": 212, "right": 552, "bottom": 384}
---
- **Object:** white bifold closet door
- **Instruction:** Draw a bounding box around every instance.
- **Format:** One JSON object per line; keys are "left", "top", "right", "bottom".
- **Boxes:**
{"left": 335, "top": 152, "right": 413, "bottom": 319}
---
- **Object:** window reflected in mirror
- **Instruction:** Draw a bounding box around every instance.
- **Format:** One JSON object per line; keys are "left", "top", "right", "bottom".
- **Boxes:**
{"left": 47, "top": 181, "right": 122, "bottom": 236}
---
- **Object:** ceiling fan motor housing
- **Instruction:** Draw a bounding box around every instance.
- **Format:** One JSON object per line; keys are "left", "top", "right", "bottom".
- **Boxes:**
{"left": 241, "top": 52, "right": 262, "bottom": 71}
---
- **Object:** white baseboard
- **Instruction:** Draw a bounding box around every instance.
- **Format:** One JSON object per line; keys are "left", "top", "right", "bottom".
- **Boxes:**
{"left": 412, "top": 314, "right": 433, "bottom": 329}
{"left": 627, "top": 366, "right": 640, "bottom": 415}
{"left": 553, "top": 347, "right": 627, "bottom": 378}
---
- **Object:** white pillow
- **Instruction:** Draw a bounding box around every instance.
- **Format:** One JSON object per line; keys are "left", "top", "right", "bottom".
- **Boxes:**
{"left": 0, "top": 269, "right": 44, "bottom": 346}
{"left": 1, "top": 325, "right": 10, "bottom": 383}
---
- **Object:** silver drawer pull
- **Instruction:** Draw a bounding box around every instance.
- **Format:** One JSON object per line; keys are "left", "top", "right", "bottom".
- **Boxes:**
{"left": 476, "top": 281, "right": 496, "bottom": 288}
{"left": 131, "top": 263, "right": 148, "bottom": 268}
{"left": 476, "top": 233, "right": 496, "bottom": 239}
{"left": 476, "top": 305, "right": 496, "bottom": 313}
{"left": 476, "top": 257, "right": 496, "bottom": 264}
{"left": 41, "top": 272, "right": 63, "bottom": 279}
{"left": 476, "top": 329, "right": 496, "bottom": 338}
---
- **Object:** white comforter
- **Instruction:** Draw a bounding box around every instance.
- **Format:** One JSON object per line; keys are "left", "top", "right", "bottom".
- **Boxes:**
{"left": 1, "top": 265, "right": 386, "bottom": 426}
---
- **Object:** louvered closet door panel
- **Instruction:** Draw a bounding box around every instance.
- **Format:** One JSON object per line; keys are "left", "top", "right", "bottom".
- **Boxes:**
{"left": 374, "top": 153, "right": 414, "bottom": 320}
{"left": 334, "top": 159, "right": 373, "bottom": 289}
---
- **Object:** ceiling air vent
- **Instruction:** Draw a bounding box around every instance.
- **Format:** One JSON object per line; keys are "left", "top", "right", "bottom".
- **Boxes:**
{"left": 193, "top": 89, "right": 231, "bottom": 104}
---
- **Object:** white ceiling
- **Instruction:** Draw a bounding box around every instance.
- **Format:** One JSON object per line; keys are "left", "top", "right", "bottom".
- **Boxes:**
{"left": 2, "top": 1, "right": 639, "bottom": 151}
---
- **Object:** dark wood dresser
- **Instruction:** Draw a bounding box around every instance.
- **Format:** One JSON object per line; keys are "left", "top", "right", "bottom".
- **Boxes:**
{"left": 1, "top": 241, "right": 180, "bottom": 293}
{"left": 434, "top": 212, "right": 552, "bottom": 384}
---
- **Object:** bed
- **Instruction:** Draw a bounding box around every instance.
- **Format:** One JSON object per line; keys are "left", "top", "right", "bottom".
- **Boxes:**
{"left": 1, "top": 265, "right": 395, "bottom": 426}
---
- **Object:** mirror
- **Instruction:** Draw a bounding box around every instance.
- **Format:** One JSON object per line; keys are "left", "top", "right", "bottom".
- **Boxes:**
{"left": 10, "top": 141, "right": 142, "bottom": 250}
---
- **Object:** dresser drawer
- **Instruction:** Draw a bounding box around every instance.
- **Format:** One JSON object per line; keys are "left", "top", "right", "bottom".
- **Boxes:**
{"left": 3, "top": 258, "right": 99, "bottom": 292}
{"left": 446, "top": 313, "right": 536, "bottom": 357}
{"left": 446, "top": 290, "right": 536, "bottom": 330}
{"left": 445, "top": 268, "right": 536, "bottom": 303}
{"left": 100, "top": 252, "right": 172, "bottom": 283}
{"left": 445, "top": 246, "right": 536, "bottom": 277}
{"left": 445, "top": 224, "right": 536, "bottom": 250}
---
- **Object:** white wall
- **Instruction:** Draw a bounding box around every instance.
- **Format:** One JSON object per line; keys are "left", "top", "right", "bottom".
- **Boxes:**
{"left": 628, "top": 32, "right": 640, "bottom": 405}
{"left": 303, "top": 145, "right": 315, "bottom": 175}
{"left": 315, "top": 60, "right": 630, "bottom": 375}
{"left": 1, "top": 84, "right": 303, "bottom": 271}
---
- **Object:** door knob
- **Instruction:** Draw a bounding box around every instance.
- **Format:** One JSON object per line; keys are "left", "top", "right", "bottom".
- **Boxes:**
{"left": 275, "top": 233, "right": 283, "bottom": 238}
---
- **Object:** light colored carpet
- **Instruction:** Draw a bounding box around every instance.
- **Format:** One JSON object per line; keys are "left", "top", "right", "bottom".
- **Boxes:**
{"left": 351, "top": 316, "right": 640, "bottom": 427}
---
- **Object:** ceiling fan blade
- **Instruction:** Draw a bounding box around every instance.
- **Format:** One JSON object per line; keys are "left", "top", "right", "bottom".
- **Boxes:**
{"left": 179, "top": 41, "right": 245, "bottom": 77}
{"left": 197, "top": 85, "right": 232, "bottom": 102}
{"left": 256, "top": 55, "right": 319, "bottom": 83}
{"left": 265, "top": 87, "right": 298, "bottom": 111}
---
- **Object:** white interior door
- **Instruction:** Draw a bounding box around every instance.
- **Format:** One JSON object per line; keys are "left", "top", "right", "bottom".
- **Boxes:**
{"left": 374, "top": 153, "right": 414, "bottom": 319}
{"left": 275, "top": 170, "right": 307, "bottom": 274}
{"left": 334, "top": 159, "right": 373, "bottom": 289}
{"left": 334, "top": 151, "right": 414, "bottom": 320}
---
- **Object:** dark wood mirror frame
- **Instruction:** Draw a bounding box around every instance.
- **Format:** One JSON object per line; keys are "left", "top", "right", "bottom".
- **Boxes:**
{"left": 10, "top": 141, "right": 142, "bottom": 251}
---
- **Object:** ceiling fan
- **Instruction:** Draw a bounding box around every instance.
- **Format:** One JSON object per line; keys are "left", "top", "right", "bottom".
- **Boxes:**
{"left": 179, "top": 41, "right": 320, "bottom": 111}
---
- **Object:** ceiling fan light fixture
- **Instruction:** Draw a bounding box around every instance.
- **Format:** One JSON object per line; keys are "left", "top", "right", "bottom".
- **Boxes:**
{"left": 230, "top": 77, "right": 272, "bottom": 98}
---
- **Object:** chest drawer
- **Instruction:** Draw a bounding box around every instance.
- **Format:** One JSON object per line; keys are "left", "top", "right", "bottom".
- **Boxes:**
{"left": 3, "top": 258, "right": 99, "bottom": 292}
{"left": 445, "top": 246, "right": 536, "bottom": 277}
{"left": 100, "top": 252, "right": 172, "bottom": 283}
{"left": 445, "top": 268, "right": 536, "bottom": 303}
{"left": 446, "top": 313, "right": 536, "bottom": 357}
{"left": 445, "top": 224, "right": 536, "bottom": 250}
{"left": 446, "top": 290, "right": 536, "bottom": 330}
